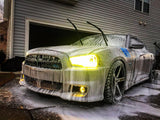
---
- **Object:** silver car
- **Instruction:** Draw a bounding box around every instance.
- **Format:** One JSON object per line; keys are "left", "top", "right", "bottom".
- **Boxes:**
{"left": 21, "top": 34, "right": 154, "bottom": 103}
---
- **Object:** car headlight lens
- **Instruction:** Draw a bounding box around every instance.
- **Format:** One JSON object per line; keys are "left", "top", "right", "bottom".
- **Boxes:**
{"left": 70, "top": 55, "right": 98, "bottom": 67}
{"left": 80, "top": 86, "right": 86, "bottom": 93}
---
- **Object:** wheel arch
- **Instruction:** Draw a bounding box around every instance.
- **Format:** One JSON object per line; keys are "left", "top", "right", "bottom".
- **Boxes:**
{"left": 109, "top": 57, "right": 127, "bottom": 72}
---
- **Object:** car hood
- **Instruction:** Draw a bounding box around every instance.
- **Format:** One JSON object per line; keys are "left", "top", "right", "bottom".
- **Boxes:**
{"left": 27, "top": 45, "right": 107, "bottom": 57}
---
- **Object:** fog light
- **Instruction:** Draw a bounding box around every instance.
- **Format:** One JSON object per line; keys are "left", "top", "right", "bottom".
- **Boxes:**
{"left": 80, "top": 86, "right": 85, "bottom": 93}
{"left": 72, "top": 85, "right": 88, "bottom": 97}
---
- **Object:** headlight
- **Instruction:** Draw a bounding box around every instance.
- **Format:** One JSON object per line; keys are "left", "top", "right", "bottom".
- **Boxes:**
{"left": 70, "top": 55, "right": 98, "bottom": 67}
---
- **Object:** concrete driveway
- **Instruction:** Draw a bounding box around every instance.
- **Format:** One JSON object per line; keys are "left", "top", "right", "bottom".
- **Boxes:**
{"left": 0, "top": 74, "right": 160, "bottom": 120}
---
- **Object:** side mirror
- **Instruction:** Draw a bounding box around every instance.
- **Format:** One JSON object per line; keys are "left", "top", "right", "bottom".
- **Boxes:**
{"left": 129, "top": 43, "right": 144, "bottom": 49}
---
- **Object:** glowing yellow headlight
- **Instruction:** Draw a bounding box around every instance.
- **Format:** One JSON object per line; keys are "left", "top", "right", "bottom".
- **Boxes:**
{"left": 70, "top": 55, "right": 98, "bottom": 67}
{"left": 80, "top": 86, "right": 86, "bottom": 93}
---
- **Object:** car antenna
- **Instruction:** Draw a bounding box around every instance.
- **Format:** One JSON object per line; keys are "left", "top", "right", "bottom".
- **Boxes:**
{"left": 67, "top": 18, "right": 83, "bottom": 45}
{"left": 86, "top": 21, "right": 108, "bottom": 46}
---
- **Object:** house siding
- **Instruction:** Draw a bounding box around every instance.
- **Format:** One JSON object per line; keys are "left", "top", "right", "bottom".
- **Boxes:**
{"left": 13, "top": 0, "right": 160, "bottom": 57}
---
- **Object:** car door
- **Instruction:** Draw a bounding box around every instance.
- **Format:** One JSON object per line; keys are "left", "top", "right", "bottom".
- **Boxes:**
{"left": 142, "top": 52, "right": 154, "bottom": 75}
{"left": 129, "top": 37, "right": 147, "bottom": 84}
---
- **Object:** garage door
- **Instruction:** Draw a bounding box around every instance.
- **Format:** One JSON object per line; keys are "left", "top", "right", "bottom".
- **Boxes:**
{"left": 29, "top": 22, "right": 94, "bottom": 50}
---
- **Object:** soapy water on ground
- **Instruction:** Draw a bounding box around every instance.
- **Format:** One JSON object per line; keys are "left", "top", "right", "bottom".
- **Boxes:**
{"left": 0, "top": 79, "right": 160, "bottom": 120}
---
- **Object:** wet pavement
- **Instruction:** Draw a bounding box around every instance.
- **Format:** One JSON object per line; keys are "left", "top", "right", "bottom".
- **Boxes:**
{"left": 0, "top": 75, "right": 160, "bottom": 120}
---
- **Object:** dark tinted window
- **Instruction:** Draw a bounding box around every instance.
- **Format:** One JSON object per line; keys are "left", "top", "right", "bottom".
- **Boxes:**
{"left": 135, "top": 0, "right": 142, "bottom": 11}
{"left": 130, "top": 37, "right": 145, "bottom": 49}
{"left": 143, "top": 0, "right": 149, "bottom": 13}
{"left": 130, "top": 38, "right": 143, "bottom": 45}
{"left": 135, "top": 0, "right": 149, "bottom": 14}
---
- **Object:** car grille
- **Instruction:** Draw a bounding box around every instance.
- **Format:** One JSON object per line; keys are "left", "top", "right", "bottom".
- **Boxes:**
{"left": 25, "top": 76, "right": 37, "bottom": 87}
{"left": 41, "top": 81, "right": 62, "bottom": 91}
{"left": 25, "top": 54, "right": 62, "bottom": 69}
{"left": 25, "top": 76, "right": 62, "bottom": 91}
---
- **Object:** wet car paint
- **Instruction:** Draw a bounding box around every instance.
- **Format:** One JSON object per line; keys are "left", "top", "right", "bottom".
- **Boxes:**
{"left": 22, "top": 34, "right": 154, "bottom": 102}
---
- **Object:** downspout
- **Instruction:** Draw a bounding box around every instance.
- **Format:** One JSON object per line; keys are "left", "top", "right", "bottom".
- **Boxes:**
{"left": 9, "top": 0, "right": 14, "bottom": 58}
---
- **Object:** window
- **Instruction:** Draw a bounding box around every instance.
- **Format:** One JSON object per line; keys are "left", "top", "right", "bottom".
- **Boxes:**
{"left": 130, "top": 37, "right": 145, "bottom": 49}
{"left": 135, "top": 0, "right": 150, "bottom": 13}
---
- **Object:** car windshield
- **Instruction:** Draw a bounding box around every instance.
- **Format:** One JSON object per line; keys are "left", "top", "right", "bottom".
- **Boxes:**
{"left": 72, "top": 34, "right": 126, "bottom": 47}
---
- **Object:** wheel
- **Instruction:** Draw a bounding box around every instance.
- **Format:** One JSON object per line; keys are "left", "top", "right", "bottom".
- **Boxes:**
{"left": 149, "top": 70, "right": 155, "bottom": 83}
{"left": 104, "top": 61, "right": 126, "bottom": 104}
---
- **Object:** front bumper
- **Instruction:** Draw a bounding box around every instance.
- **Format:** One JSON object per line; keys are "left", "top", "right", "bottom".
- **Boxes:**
{"left": 22, "top": 64, "right": 108, "bottom": 102}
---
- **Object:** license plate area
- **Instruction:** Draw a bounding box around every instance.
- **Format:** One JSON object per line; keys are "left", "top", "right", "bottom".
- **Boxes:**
{"left": 25, "top": 76, "right": 63, "bottom": 92}
{"left": 23, "top": 65, "right": 63, "bottom": 83}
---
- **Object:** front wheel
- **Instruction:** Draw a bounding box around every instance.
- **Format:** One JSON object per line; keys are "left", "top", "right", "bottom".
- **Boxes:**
{"left": 104, "top": 61, "right": 126, "bottom": 104}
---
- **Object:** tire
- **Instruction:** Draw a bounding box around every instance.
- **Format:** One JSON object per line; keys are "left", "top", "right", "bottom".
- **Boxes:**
{"left": 149, "top": 70, "right": 155, "bottom": 83}
{"left": 104, "top": 61, "right": 126, "bottom": 104}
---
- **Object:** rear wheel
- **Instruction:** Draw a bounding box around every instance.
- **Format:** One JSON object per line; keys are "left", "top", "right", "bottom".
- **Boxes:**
{"left": 104, "top": 61, "right": 126, "bottom": 104}
{"left": 149, "top": 70, "right": 155, "bottom": 83}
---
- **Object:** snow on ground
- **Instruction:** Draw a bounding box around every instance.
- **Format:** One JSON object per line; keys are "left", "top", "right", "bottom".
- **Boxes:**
{"left": 124, "top": 83, "right": 160, "bottom": 97}
{"left": 38, "top": 97, "right": 160, "bottom": 120}
{"left": 10, "top": 85, "right": 61, "bottom": 109}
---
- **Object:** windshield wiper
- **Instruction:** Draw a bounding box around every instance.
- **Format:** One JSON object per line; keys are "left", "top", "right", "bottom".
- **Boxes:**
{"left": 86, "top": 21, "right": 108, "bottom": 46}
{"left": 67, "top": 18, "right": 83, "bottom": 45}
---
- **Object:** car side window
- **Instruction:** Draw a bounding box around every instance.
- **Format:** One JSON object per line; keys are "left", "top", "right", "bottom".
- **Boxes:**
{"left": 129, "top": 37, "right": 145, "bottom": 49}
{"left": 107, "top": 35, "right": 126, "bottom": 47}
{"left": 130, "top": 38, "right": 142, "bottom": 44}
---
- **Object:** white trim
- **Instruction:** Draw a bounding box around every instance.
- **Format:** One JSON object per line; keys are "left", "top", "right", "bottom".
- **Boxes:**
{"left": 25, "top": 18, "right": 94, "bottom": 31}
{"left": 134, "top": 0, "right": 136, "bottom": 10}
{"left": 9, "top": 0, "right": 14, "bottom": 58}
{"left": 25, "top": 18, "right": 98, "bottom": 54}
{"left": 25, "top": 19, "right": 30, "bottom": 54}
{"left": 142, "top": 0, "right": 144, "bottom": 13}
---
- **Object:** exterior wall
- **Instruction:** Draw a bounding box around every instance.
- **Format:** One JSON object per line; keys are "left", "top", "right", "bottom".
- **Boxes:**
{"left": 13, "top": 0, "right": 160, "bottom": 57}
